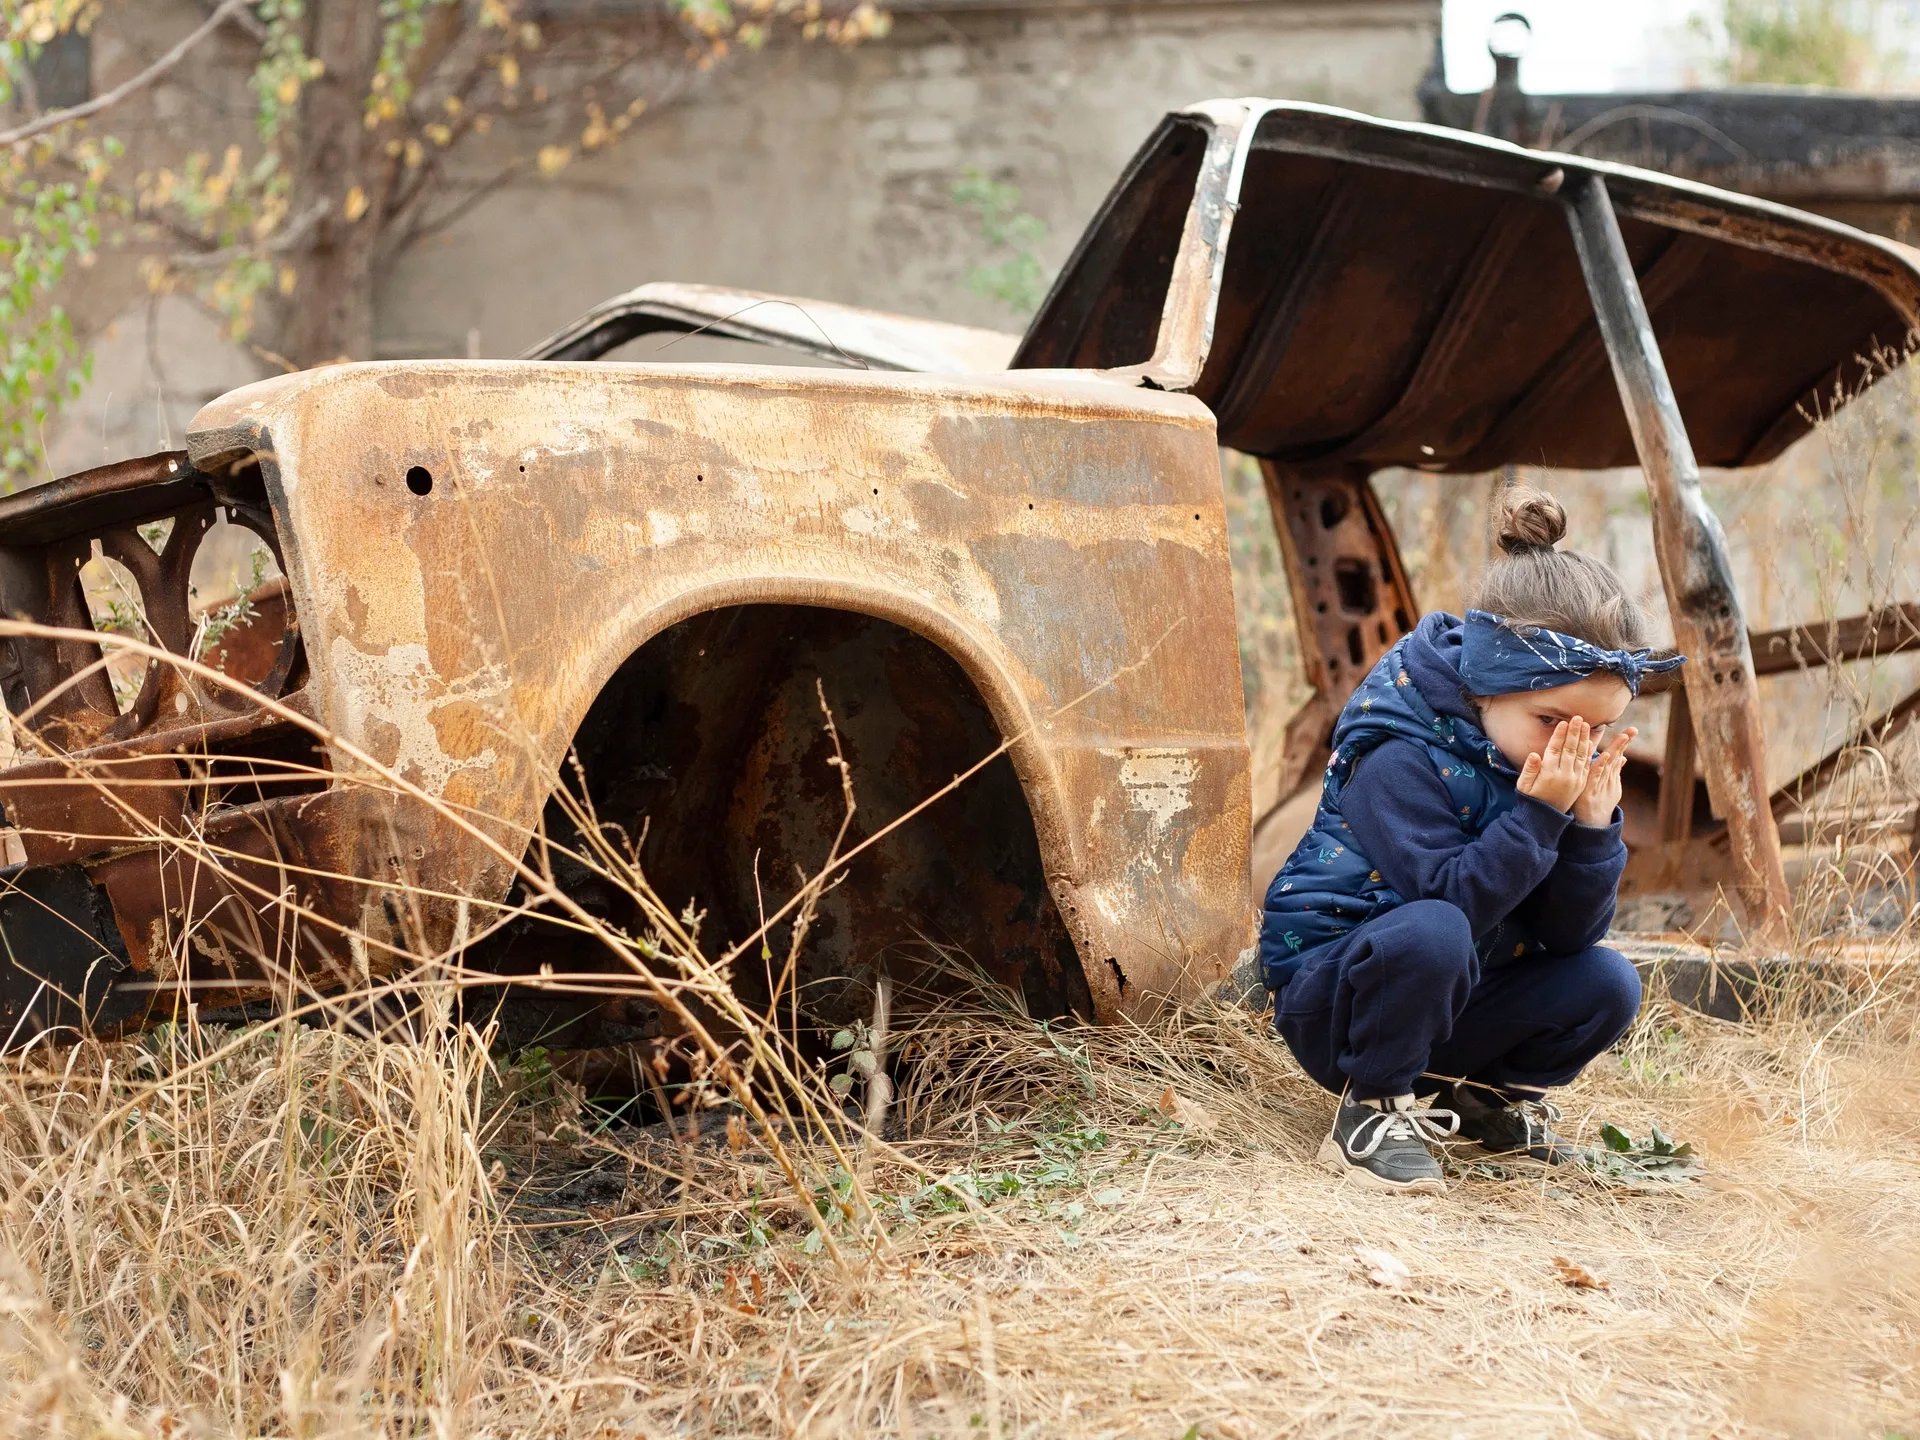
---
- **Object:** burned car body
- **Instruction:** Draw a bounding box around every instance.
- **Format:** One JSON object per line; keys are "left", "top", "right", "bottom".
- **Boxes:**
{"left": 4, "top": 100, "right": 1919, "bottom": 1045}
{"left": 0, "top": 363, "right": 1248, "bottom": 1043}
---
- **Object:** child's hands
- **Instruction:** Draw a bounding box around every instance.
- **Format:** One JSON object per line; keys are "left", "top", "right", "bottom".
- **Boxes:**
{"left": 1515, "top": 718, "right": 1591, "bottom": 813}
{"left": 1571, "top": 727, "right": 1637, "bottom": 827}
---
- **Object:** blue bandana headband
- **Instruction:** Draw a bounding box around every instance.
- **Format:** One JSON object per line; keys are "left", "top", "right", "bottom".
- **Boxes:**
{"left": 1459, "top": 609, "right": 1685, "bottom": 699}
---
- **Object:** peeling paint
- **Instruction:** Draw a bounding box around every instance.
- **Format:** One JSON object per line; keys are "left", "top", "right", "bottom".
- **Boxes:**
{"left": 1109, "top": 747, "right": 1197, "bottom": 836}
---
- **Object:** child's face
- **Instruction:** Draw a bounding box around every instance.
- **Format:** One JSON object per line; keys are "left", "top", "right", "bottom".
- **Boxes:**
{"left": 1476, "top": 674, "right": 1634, "bottom": 772}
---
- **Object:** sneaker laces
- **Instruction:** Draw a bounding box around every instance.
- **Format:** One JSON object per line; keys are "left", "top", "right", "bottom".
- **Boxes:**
{"left": 1510, "top": 1096, "right": 1563, "bottom": 1146}
{"left": 1345, "top": 1100, "right": 1460, "bottom": 1159}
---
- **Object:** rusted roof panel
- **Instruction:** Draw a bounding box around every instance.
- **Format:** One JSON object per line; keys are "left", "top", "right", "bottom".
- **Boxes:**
{"left": 1013, "top": 101, "right": 1920, "bottom": 471}
{"left": 523, "top": 281, "right": 1020, "bottom": 373}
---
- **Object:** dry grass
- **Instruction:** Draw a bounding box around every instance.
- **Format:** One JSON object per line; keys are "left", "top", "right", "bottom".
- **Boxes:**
{"left": 3, "top": 365, "right": 1919, "bottom": 1436}
{"left": 2, "top": 962, "right": 1917, "bottom": 1439}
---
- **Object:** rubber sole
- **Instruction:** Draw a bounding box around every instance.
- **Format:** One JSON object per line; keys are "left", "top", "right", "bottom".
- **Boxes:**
{"left": 1316, "top": 1134, "right": 1447, "bottom": 1194}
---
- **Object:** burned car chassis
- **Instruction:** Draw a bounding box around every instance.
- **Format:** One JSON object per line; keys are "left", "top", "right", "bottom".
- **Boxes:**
{"left": 4, "top": 100, "right": 1919, "bottom": 1048}
{"left": 0, "top": 364, "right": 1248, "bottom": 1048}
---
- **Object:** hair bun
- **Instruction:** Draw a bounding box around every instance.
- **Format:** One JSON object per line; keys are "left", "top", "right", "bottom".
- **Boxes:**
{"left": 1496, "top": 486, "right": 1567, "bottom": 556}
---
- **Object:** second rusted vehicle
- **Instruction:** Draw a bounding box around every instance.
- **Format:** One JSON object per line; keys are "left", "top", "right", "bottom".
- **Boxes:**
{"left": 3, "top": 100, "right": 1917, "bottom": 1051}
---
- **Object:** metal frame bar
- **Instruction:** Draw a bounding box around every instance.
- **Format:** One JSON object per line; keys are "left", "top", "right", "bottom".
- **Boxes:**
{"left": 1566, "top": 173, "right": 1792, "bottom": 942}
{"left": 1256, "top": 461, "right": 1420, "bottom": 812}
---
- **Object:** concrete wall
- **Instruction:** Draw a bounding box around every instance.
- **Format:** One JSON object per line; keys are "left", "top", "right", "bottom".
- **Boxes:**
{"left": 378, "top": 1, "right": 1441, "bottom": 357}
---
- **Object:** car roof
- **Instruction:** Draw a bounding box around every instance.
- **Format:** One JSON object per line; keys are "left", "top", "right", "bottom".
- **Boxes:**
{"left": 1011, "top": 100, "right": 1920, "bottom": 472}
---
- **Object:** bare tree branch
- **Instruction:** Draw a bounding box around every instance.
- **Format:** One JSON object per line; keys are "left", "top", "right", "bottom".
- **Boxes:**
{"left": 163, "top": 199, "right": 332, "bottom": 269}
{"left": 0, "top": 0, "right": 250, "bottom": 148}
{"left": 387, "top": 160, "right": 527, "bottom": 257}
{"left": 197, "top": 0, "right": 269, "bottom": 44}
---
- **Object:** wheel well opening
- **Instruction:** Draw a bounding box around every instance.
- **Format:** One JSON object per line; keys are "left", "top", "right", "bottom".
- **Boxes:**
{"left": 473, "top": 603, "right": 1090, "bottom": 1064}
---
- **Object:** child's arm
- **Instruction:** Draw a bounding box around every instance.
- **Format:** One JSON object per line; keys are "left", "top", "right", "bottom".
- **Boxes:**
{"left": 1519, "top": 820, "right": 1627, "bottom": 954}
{"left": 1520, "top": 740, "right": 1632, "bottom": 953}
{"left": 1341, "top": 740, "right": 1573, "bottom": 937}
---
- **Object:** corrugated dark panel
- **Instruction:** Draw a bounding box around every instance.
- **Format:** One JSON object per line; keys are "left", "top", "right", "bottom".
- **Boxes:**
{"left": 1017, "top": 103, "right": 1920, "bottom": 474}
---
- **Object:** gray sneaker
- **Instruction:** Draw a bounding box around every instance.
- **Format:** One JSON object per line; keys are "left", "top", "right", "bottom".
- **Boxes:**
{"left": 1316, "top": 1093, "right": 1459, "bottom": 1193}
{"left": 1444, "top": 1083, "right": 1577, "bottom": 1164}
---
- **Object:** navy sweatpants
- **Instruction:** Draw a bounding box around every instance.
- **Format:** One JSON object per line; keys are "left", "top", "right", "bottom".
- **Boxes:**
{"left": 1273, "top": 899, "right": 1642, "bottom": 1102}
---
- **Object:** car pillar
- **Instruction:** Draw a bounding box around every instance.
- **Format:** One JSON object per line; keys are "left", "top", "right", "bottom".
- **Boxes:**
{"left": 1564, "top": 173, "right": 1792, "bottom": 946}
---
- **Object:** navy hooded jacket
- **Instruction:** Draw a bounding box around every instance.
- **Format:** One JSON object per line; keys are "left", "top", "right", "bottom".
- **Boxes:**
{"left": 1259, "top": 613, "right": 1627, "bottom": 991}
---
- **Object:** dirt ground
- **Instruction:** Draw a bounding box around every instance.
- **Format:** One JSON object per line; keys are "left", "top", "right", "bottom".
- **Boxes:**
{"left": 3, "top": 971, "right": 1917, "bottom": 1439}
{"left": 506, "top": 975, "right": 1920, "bottom": 1439}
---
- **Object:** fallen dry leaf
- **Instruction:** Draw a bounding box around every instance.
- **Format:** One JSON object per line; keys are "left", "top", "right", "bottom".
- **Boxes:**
{"left": 1156, "top": 1084, "right": 1219, "bottom": 1132}
{"left": 1552, "top": 1256, "right": 1610, "bottom": 1290}
{"left": 1354, "top": 1247, "right": 1410, "bottom": 1288}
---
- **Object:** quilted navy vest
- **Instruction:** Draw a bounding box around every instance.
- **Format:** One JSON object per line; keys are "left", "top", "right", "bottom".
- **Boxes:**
{"left": 1261, "top": 616, "right": 1530, "bottom": 989}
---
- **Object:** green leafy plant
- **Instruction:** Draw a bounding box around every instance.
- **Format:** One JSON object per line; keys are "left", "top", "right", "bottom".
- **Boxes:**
{"left": 1690, "top": 0, "right": 1900, "bottom": 88}
{"left": 827, "top": 1019, "right": 879, "bottom": 1099}
{"left": 1583, "top": 1120, "right": 1704, "bottom": 1187}
{"left": 953, "top": 166, "right": 1050, "bottom": 318}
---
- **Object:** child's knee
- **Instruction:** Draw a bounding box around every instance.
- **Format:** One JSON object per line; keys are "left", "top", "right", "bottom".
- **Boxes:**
{"left": 1378, "top": 900, "right": 1476, "bottom": 985}
{"left": 1394, "top": 899, "right": 1475, "bottom": 957}
{"left": 1585, "top": 945, "right": 1643, "bottom": 1032}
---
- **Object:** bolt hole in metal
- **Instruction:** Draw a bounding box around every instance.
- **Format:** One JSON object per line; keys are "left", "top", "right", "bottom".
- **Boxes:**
{"left": 1319, "top": 491, "right": 1349, "bottom": 529}
{"left": 1333, "top": 556, "right": 1377, "bottom": 615}
{"left": 406, "top": 466, "right": 433, "bottom": 496}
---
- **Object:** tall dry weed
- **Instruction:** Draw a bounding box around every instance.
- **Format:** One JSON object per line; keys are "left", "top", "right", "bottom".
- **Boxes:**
{"left": 0, "top": 389, "right": 1916, "bottom": 1434}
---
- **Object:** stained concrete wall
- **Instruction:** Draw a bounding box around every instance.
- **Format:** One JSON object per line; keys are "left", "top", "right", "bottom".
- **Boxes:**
{"left": 50, "top": 0, "right": 1439, "bottom": 468}
{"left": 377, "top": 1, "right": 1442, "bottom": 358}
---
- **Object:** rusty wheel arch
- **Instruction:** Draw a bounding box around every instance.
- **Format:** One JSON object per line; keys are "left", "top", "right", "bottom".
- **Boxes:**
{"left": 546, "top": 575, "right": 1089, "bottom": 908}
{"left": 474, "top": 598, "right": 1098, "bottom": 1053}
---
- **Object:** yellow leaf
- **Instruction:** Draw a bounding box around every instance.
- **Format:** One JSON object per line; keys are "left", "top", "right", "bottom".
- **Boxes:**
{"left": 1155, "top": 1084, "right": 1218, "bottom": 1132}
{"left": 278, "top": 266, "right": 297, "bottom": 296}
{"left": 499, "top": 54, "right": 520, "bottom": 90}
{"left": 403, "top": 139, "right": 423, "bottom": 169}
{"left": 537, "top": 145, "right": 572, "bottom": 177}
{"left": 275, "top": 73, "right": 300, "bottom": 106}
{"left": 343, "top": 186, "right": 369, "bottom": 222}
{"left": 480, "top": 0, "right": 510, "bottom": 25}
{"left": 443, "top": 95, "right": 464, "bottom": 117}
{"left": 1552, "top": 1256, "right": 1610, "bottom": 1291}
{"left": 425, "top": 123, "right": 452, "bottom": 147}
{"left": 520, "top": 22, "right": 542, "bottom": 49}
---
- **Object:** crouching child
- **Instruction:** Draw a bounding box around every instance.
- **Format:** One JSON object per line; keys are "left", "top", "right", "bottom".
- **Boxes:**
{"left": 1260, "top": 488, "right": 1677, "bottom": 1193}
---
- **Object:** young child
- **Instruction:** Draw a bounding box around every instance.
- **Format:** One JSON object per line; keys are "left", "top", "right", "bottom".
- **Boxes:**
{"left": 1260, "top": 487, "right": 1679, "bottom": 1193}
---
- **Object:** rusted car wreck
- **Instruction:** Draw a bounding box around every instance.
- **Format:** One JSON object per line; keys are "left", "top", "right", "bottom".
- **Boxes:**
{"left": 2, "top": 101, "right": 1916, "bottom": 1049}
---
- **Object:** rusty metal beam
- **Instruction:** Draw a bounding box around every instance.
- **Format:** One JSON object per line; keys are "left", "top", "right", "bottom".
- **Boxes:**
{"left": 1566, "top": 173, "right": 1791, "bottom": 943}
{"left": 1657, "top": 687, "right": 1697, "bottom": 844}
{"left": 1460, "top": 233, "right": 1709, "bottom": 473}
{"left": 1750, "top": 602, "right": 1920, "bottom": 676}
{"left": 1768, "top": 682, "right": 1920, "bottom": 823}
{"left": 1639, "top": 602, "right": 1920, "bottom": 695}
{"left": 1257, "top": 461, "right": 1418, "bottom": 806}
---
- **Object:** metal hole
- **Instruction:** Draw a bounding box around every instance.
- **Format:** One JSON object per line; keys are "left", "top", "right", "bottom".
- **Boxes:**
{"left": 406, "top": 466, "right": 433, "bottom": 496}
{"left": 1333, "top": 557, "right": 1377, "bottom": 616}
